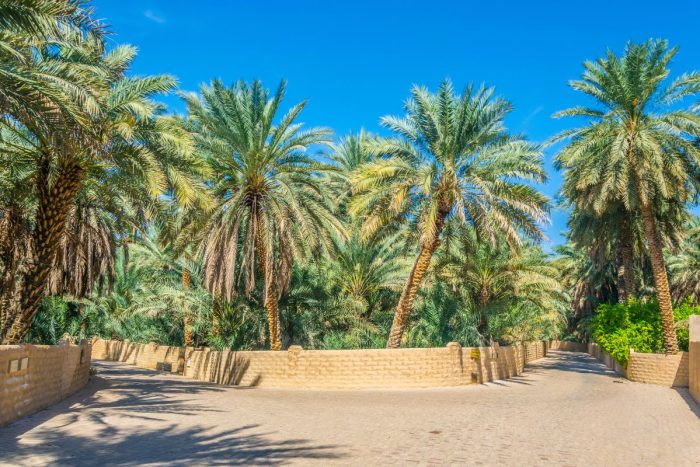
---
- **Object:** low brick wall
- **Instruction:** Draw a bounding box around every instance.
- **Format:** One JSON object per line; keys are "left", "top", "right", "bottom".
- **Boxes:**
{"left": 91, "top": 338, "right": 183, "bottom": 373}
{"left": 690, "top": 316, "right": 700, "bottom": 403}
{"left": 549, "top": 340, "right": 588, "bottom": 353}
{"left": 626, "top": 350, "right": 689, "bottom": 387}
{"left": 1, "top": 341, "right": 91, "bottom": 427}
{"left": 92, "top": 339, "right": 549, "bottom": 389}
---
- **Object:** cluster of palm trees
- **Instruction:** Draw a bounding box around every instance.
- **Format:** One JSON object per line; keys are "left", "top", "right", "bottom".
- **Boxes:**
{"left": 1, "top": 2, "right": 699, "bottom": 354}
{"left": 0, "top": 1, "right": 206, "bottom": 344}
{"left": 554, "top": 41, "right": 700, "bottom": 353}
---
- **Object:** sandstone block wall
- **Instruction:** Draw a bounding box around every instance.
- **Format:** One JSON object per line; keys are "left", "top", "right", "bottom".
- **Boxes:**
{"left": 555, "top": 340, "right": 689, "bottom": 386}
{"left": 0, "top": 341, "right": 91, "bottom": 427}
{"left": 91, "top": 338, "right": 183, "bottom": 373}
{"left": 549, "top": 341, "right": 588, "bottom": 352}
{"left": 690, "top": 315, "right": 700, "bottom": 403}
{"left": 93, "top": 339, "right": 549, "bottom": 389}
{"left": 626, "top": 350, "right": 689, "bottom": 387}
{"left": 586, "top": 342, "right": 627, "bottom": 377}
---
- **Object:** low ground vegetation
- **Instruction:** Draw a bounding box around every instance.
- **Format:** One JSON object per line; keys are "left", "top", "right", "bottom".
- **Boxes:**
{"left": 590, "top": 300, "right": 695, "bottom": 365}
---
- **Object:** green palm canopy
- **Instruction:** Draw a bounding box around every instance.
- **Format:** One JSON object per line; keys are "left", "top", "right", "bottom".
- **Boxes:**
{"left": 183, "top": 80, "right": 345, "bottom": 350}
{"left": 351, "top": 80, "right": 549, "bottom": 348}
{"left": 554, "top": 39, "right": 700, "bottom": 353}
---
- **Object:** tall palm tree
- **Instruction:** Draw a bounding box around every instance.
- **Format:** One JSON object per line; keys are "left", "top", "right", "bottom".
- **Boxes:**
{"left": 183, "top": 80, "right": 344, "bottom": 350}
{"left": 554, "top": 40, "right": 700, "bottom": 353}
{"left": 0, "top": 0, "right": 103, "bottom": 132}
{"left": 566, "top": 198, "right": 687, "bottom": 304}
{"left": 351, "top": 80, "right": 549, "bottom": 348}
{"left": 0, "top": 34, "right": 205, "bottom": 343}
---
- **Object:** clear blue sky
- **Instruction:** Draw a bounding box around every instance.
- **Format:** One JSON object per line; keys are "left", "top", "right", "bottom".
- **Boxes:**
{"left": 92, "top": 1, "right": 700, "bottom": 250}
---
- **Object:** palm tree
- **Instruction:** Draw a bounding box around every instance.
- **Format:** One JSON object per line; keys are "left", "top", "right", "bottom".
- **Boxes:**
{"left": 325, "top": 233, "right": 408, "bottom": 316}
{"left": 668, "top": 218, "right": 700, "bottom": 302}
{"left": 435, "top": 224, "right": 566, "bottom": 344}
{"left": 567, "top": 205, "right": 638, "bottom": 302}
{"left": 554, "top": 40, "right": 700, "bottom": 353}
{"left": 0, "top": 35, "right": 205, "bottom": 343}
{"left": 183, "top": 80, "right": 344, "bottom": 350}
{"left": 351, "top": 80, "right": 549, "bottom": 348}
{"left": 0, "top": 0, "right": 103, "bottom": 132}
{"left": 553, "top": 241, "right": 617, "bottom": 322}
{"left": 125, "top": 231, "right": 212, "bottom": 347}
{"left": 328, "top": 130, "right": 375, "bottom": 197}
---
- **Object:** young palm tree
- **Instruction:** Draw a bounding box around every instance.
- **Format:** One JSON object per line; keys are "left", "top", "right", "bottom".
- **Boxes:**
{"left": 351, "top": 80, "right": 549, "bottom": 348}
{"left": 554, "top": 40, "right": 700, "bottom": 353}
{"left": 436, "top": 224, "right": 566, "bottom": 343}
{"left": 183, "top": 80, "right": 344, "bottom": 350}
{"left": 325, "top": 233, "right": 408, "bottom": 316}
{"left": 125, "top": 230, "right": 212, "bottom": 347}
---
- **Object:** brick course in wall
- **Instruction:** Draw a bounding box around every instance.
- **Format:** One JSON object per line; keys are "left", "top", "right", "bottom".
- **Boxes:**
{"left": 0, "top": 341, "right": 91, "bottom": 427}
{"left": 690, "top": 316, "right": 700, "bottom": 403}
{"left": 93, "top": 339, "right": 549, "bottom": 389}
{"left": 91, "top": 338, "right": 183, "bottom": 373}
{"left": 549, "top": 341, "right": 588, "bottom": 353}
{"left": 627, "top": 350, "right": 689, "bottom": 387}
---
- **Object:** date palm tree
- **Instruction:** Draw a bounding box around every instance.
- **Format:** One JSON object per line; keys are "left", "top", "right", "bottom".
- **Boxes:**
{"left": 0, "top": 35, "right": 205, "bottom": 343}
{"left": 554, "top": 40, "right": 700, "bottom": 353}
{"left": 0, "top": 0, "right": 103, "bottom": 131}
{"left": 351, "top": 80, "right": 549, "bottom": 348}
{"left": 668, "top": 218, "right": 700, "bottom": 302}
{"left": 183, "top": 80, "right": 344, "bottom": 350}
{"left": 567, "top": 205, "right": 638, "bottom": 303}
{"left": 435, "top": 224, "right": 566, "bottom": 344}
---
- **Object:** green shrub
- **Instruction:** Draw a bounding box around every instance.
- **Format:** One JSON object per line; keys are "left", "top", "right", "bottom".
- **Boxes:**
{"left": 591, "top": 299, "right": 696, "bottom": 365}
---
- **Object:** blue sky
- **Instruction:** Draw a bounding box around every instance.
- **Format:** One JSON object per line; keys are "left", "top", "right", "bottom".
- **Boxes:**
{"left": 92, "top": 0, "right": 700, "bottom": 249}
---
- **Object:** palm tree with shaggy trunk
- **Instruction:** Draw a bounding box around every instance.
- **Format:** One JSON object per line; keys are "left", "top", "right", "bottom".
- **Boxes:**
{"left": 0, "top": 37, "right": 205, "bottom": 343}
{"left": 554, "top": 40, "right": 700, "bottom": 354}
{"left": 183, "top": 80, "right": 344, "bottom": 350}
{"left": 351, "top": 80, "right": 549, "bottom": 348}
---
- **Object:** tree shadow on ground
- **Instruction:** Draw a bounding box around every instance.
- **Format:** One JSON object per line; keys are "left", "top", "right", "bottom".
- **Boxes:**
{"left": 0, "top": 361, "right": 346, "bottom": 465}
{"left": 1, "top": 422, "right": 344, "bottom": 466}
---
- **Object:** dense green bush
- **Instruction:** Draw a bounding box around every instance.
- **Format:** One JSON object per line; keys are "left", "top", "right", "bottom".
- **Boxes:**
{"left": 591, "top": 299, "right": 696, "bottom": 365}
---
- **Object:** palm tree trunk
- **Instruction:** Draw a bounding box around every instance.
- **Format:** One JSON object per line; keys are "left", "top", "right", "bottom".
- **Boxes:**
{"left": 0, "top": 207, "right": 26, "bottom": 332}
{"left": 477, "top": 286, "right": 490, "bottom": 343}
{"left": 616, "top": 218, "right": 636, "bottom": 302}
{"left": 640, "top": 203, "right": 678, "bottom": 354}
{"left": 255, "top": 220, "right": 282, "bottom": 351}
{"left": 182, "top": 267, "right": 194, "bottom": 347}
{"left": 211, "top": 297, "right": 221, "bottom": 338}
{"left": 387, "top": 205, "right": 449, "bottom": 348}
{"left": 615, "top": 244, "right": 627, "bottom": 303}
{"left": 1, "top": 161, "right": 83, "bottom": 344}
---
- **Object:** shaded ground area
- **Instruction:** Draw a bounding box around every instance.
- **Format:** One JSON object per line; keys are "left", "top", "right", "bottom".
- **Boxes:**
{"left": 1, "top": 351, "right": 699, "bottom": 466}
